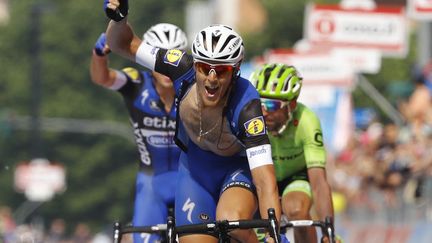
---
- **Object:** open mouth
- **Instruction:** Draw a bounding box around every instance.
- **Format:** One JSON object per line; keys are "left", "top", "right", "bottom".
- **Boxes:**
{"left": 205, "top": 84, "right": 219, "bottom": 97}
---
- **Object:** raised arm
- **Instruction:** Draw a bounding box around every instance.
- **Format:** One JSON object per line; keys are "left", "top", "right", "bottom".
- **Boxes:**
{"left": 106, "top": 19, "right": 142, "bottom": 62}
{"left": 104, "top": 0, "right": 142, "bottom": 61}
{"left": 90, "top": 33, "right": 118, "bottom": 88}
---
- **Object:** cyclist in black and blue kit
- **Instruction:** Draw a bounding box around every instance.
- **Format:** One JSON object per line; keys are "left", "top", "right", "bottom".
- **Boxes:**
{"left": 90, "top": 23, "right": 188, "bottom": 243}
{"left": 102, "top": 1, "right": 283, "bottom": 243}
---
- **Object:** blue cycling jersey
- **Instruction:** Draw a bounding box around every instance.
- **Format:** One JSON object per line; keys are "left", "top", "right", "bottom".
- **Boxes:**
{"left": 148, "top": 48, "right": 271, "bottom": 226}
{"left": 117, "top": 69, "right": 181, "bottom": 174}
{"left": 114, "top": 68, "right": 181, "bottom": 242}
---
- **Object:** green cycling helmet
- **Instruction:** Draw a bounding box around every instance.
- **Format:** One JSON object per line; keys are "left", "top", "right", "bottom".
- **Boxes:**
{"left": 250, "top": 63, "right": 303, "bottom": 101}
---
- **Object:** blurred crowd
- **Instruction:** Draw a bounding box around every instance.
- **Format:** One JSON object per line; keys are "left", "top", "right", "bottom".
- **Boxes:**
{"left": 328, "top": 61, "right": 432, "bottom": 223}
{"left": 0, "top": 208, "right": 117, "bottom": 243}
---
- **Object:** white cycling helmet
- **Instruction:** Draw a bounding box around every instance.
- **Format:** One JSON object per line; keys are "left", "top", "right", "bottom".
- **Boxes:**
{"left": 191, "top": 24, "right": 244, "bottom": 65}
{"left": 143, "top": 23, "right": 188, "bottom": 50}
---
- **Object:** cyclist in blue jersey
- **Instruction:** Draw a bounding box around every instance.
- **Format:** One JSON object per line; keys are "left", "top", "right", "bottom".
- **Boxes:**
{"left": 90, "top": 23, "right": 188, "bottom": 243}
{"left": 102, "top": 1, "right": 283, "bottom": 243}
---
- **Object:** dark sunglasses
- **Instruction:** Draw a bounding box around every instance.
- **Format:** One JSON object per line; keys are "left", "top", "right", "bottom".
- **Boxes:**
{"left": 194, "top": 61, "right": 235, "bottom": 76}
{"left": 260, "top": 98, "right": 288, "bottom": 112}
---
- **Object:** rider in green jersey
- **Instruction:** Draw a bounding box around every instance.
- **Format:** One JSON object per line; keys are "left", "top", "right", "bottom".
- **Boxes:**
{"left": 251, "top": 63, "right": 338, "bottom": 243}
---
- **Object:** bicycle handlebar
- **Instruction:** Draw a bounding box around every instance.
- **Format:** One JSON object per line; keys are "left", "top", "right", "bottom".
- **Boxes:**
{"left": 174, "top": 219, "right": 270, "bottom": 234}
{"left": 280, "top": 216, "right": 335, "bottom": 243}
{"left": 113, "top": 222, "right": 168, "bottom": 243}
{"left": 113, "top": 213, "right": 336, "bottom": 243}
{"left": 167, "top": 208, "right": 281, "bottom": 243}
{"left": 113, "top": 208, "right": 284, "bottom": 243}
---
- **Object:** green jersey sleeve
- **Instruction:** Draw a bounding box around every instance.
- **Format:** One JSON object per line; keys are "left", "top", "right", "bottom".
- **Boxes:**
{"left": 297, "top": 105, "right": 326, "bottom": 169}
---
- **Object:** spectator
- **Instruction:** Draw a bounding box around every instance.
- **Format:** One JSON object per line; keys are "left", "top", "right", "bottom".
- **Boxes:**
{"left": 70, "top": 223, "right": 92, "bottom": 243}
{"left": 45, "top": 218, "right": 67, "bottom": 243}
{"left": 0, "top": 206, "right": 16, "bottom": 243}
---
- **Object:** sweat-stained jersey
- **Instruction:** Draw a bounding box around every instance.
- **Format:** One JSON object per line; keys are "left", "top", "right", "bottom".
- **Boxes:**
{"left": 134, "top": 45, "right": 273, "bottom": 226}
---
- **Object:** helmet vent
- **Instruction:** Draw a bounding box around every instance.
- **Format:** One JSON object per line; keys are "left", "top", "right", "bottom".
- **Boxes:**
{"left": 282, "top": 79, "right": 289, "bottom": 92}
{"left": 262, "top": 69, "right": 272, "bottom": 90}
{"left": 200, "top": 31, "right": 208, "bottom": 51}
{"left": 219, "top": 34, "right": 236, "bottom": 52}
{"left": 277, "top": 66, "right": 286, "bottom": 78}
{"left": 216, "top": 54, "right": 230, "bottom": 60}
{"left": 163, "top": 30, "right": 170, "bottom": 41}
{"left": 232, "top": 47, "right": 241, "bottom": 59}
{"left": 150, "top": 30, "right": 162, "bottom": 43}
{"left": 197, "top": 50, "right": 209, "bottom": 58}
{"left": 271, "top": 82, "right": 278, "bottom": 92}
{"left": 212, "top": 35, "right": 221, "bottom": 52}
{"left": 222, "top": 25, "right": 233, "bottom": 30}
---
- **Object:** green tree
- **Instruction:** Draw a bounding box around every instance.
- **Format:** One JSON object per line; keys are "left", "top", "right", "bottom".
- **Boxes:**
{"left": 0, "top": 0, "right": 187, "bottom": 233}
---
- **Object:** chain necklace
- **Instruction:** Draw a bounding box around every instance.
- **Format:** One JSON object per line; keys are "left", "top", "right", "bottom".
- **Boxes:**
{"left": 197, "top": 96, "right": 220, "bottom": 142}
{"left": 195, "top": 84, "right": 232, "bottom": 142}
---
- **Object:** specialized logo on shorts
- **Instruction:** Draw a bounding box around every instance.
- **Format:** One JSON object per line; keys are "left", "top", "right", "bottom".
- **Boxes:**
{"left": 163, "top": 49, "right": 184, "bottom": 67}
{"left": 182, "top": 198, "right": 195, "bottom": 223}
{"left": 244, "top": 116, "right": 266, "bottom": 137}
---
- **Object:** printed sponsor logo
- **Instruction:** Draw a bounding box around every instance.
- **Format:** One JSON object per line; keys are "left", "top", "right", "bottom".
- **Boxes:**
{"left": 140, "top": 89, "right": 149, "bottom": 105}
{"left": 199, "top": 213, "right": 210, "bottom": 221}
{"left": 228, "top": 38, "right": 241, "bottom": 52}
{"left": 150, "top": 47, "right": 158, "bottom": 56}
{"left": 248, "top": 146, "right": 268, "bottom": 159}
{"left": 147, "top": 135, "right": 175, "bottom": 147}
{"left": 122, "top": 67, "right": 140, "bottom": 81}
{"left": 314, "top": 129, "right": 323, "bottom": 147}
{"left": 244, "top": 116, "right": 266, "bottom": 136}
{"left": 149, "top": 100, "right": 161, "bottom": 111}
{"left": 163, "top": 49, "right": 184, "bottom": 67}
{"left": 194, "top": 37, "right": 202, "bottom": 48}
{"left": 143, "top": 117, "right": 176, "bottom": 129}
{"left": 273, "top": 151, "right": 304, "bottom": 161}
{"left": 133, "top": 122, "right": 151, "bottom": 166}
{"left": 231, "top": 169, "right": 243, "bottom": 180}
{"left": 139, "top": 233, "right": 151, "bottom": 243}
{"left": 222, "top": 181, "right": 251, "bottom": 192}
{"left": 182, "top": 198, "right": 195, "bottom": 223}
{"left": 213, "top": 29, "right": 222, "bottom": 36}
